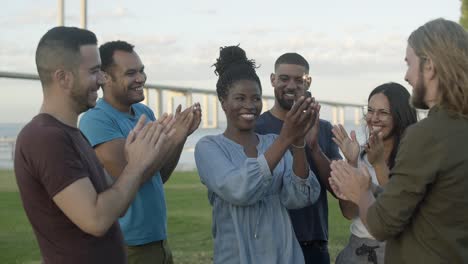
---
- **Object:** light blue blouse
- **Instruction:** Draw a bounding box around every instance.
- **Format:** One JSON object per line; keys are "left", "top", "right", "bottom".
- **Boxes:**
{"left": 195, "top": 133, "right": 321, "bottom": 264}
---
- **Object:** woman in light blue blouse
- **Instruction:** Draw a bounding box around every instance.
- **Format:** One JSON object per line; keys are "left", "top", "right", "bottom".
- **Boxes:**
{"left": 194, "top": 45, "right": 322, "bottom": 264}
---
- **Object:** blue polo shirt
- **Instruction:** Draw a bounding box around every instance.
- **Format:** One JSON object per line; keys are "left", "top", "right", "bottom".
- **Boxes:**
{"left": 79, "top": 98, "right": 167, "bottom": 246}
{"left": 255, "top": 111, "right": 341, "bottom": 242}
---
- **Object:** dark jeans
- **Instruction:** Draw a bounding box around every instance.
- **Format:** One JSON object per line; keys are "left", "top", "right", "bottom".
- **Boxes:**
{"left": 300, "top": 240, "right": 330, "bottom": 264}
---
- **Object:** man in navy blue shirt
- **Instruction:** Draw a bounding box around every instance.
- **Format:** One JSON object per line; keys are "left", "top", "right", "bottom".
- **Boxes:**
{"left": 255, "top": 53, "right": 341, "bottom": 264}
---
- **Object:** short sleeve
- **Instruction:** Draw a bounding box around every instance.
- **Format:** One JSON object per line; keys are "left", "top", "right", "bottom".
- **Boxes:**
{"left": 32, "top": 128, "right": 88, "bottom": 197}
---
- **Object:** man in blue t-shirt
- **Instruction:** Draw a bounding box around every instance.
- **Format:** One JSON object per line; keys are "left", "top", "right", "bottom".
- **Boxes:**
{"left": 255, "top": 53, "right": 341, "bottom": 264}
{"left": 80, "top": 40, "right": 201, "bottom": 264}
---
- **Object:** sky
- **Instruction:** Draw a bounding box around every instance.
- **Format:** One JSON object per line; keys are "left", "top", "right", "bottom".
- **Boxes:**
{"left": 0, "top": 0, "right": 461, "bottom": 123}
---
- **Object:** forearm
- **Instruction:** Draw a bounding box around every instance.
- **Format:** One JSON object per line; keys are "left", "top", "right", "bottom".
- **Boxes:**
{"left": 264, "top": 135, "right": 291, "bottom": 172}
{"left": 309, "top": 144, "right": 335, "bottom": 194}
{"left": 348, "top": 156, "right": 359, "bottom": 167}
{"left": 105, "top": 156, "right": 165, "bottom": 185}
{"left": 373, "top": 161, "right": 390, "bottom": 186}
{"left": 339, "top": 199, "right": 359, "bottom": 220}
{"left": 160, "top": 139, "right": 186, "bottom": 183}
{"left": 357, "top": 189, "right": 376, "bottom": 229}
{"left": 291, "top": 146, "right": 309, "bottom": 178}
{"left": 96, "top": 139, "right": 165, "bottom": 185}
{"left": 198, "top": 156, "right": 273, "bottom": 206}
{"left": 93, "top": 166, "right": 144, "bottom": 235}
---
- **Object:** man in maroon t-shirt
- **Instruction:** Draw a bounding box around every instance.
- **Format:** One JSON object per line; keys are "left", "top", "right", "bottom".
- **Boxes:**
{"left": 14, "top": 26, "right": 175, "bottom": 264}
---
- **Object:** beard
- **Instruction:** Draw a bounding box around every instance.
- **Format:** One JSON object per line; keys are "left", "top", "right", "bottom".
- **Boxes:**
{"left": 70, "top": 80, "right": 95, "bottom": 113}
{"left": 411, "top": 71, "right": 429, "bottom": 110}
{"left": 274, "top": 89, "right": 294, "bottom": 110}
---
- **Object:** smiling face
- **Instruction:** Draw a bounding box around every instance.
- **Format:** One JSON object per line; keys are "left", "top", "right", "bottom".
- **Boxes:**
{"left": 70, "top": 44, "right": 104, "bottom": 113}
{"left": 103, "top": 50, "right": 146, "bottom": 112}
{"left": 271, "top": 64, "right": 308, "bottom": 110}
{"left": 365, "top": 92, "right": 394, "bottom": 140}
{"left": 221, "top": 79, "right": 263, "bottom": 132}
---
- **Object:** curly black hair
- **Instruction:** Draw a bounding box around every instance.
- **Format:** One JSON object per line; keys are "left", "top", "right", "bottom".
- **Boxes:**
{"left": 212, "top": 45, "right": 261, "bottom": 100}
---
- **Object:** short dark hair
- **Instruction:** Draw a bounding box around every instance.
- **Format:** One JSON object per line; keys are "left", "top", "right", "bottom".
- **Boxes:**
{"left": 212, "top": 45, "right": 261, "bottom": 100}
{"left": 274, "top": 52, "right": 309, "bottom": 72}
{"left": 366, "top": 82, "right": 418, "bottom": 169}
{"left": 35, "top": 26, "right": 97, "bottom": 86}
{"left": 99, "top": 41, "right": 135, "bottom": 73}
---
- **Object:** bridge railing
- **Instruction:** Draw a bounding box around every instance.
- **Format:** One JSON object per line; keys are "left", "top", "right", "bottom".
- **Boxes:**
{"left": 0, "top": 70, "right": 366, "bottom": 129}
{"left": 1, "top": 71, "right": 368, "bottom": 169}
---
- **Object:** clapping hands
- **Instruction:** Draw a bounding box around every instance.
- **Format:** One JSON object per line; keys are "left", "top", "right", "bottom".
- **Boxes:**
{"left": 329, "top": 160, "right": 372, "bottom": 204}
{"left": 365, "top": 131, "right": 385, "bottom": 166}
{"left": 332, "top": 125, "right": 360, "bottom": 167}
{"left": 124, "top": 115, "right": 175, "bottom": 172}
{"left": 167, "top": 103, "right": 203, "bottom": 144}
{"left": 280, "top": 96, "right": 319, "bottom": 146}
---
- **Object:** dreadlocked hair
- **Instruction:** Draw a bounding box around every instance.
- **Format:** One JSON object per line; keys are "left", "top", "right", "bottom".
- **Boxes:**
{"left": 212, "top": 45, "right": 261, "bottom": 101}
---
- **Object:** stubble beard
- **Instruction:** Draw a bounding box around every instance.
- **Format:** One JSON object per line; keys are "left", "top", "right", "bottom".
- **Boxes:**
{"left": 411, "top": 71, "right": 429, "bottom": 110}
{"left": 71, "top": 80, "right": 95, "bottom": 113}
{"left": 274, "top": 89, "right": 294, "bottom": 110}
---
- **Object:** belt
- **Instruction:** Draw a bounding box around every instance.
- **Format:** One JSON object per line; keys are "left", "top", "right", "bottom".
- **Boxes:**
{"left": 299, "top": 240, "right": 327, "bottom": 248}
{"left": 128, "top": 240, "right": 164, "bottom": 248}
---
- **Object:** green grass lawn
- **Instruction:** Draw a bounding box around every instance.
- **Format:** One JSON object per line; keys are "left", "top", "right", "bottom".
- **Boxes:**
{"left": 0, "top": 169, "right": 349, "bottom": 264}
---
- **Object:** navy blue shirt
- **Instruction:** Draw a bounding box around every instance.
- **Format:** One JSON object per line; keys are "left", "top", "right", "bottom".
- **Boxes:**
{"left": 255, "top": 111, "right": 341, "bottom": 242}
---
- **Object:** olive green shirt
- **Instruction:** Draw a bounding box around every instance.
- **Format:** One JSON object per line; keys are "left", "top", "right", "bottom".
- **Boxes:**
{"left": 367, "top": 106, "right": 468, "bottom": 264}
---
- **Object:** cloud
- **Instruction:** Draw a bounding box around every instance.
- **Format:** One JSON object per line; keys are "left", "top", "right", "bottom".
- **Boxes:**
{"left": 0, "top": 40, "right": 36, "bottom": 73}
{"left": 0, "top": 20, "right": 410, "bottom": 107}
{"left": 230, "top": 26, "right": 276, "bottom": 37}
{"left": 192, "top": 8, "right": 217, "bottom": 16}
{"left": 117, "top": 29, "right": 407, "bottom": 84}
{"left": 97, "top": 32, "right": 179, "bottom": 48}
{"left": 89, "top": 6, "right": 134, "bottom": 22}
{"left": 0, "top": 8, "right": 56, "bottom": 27}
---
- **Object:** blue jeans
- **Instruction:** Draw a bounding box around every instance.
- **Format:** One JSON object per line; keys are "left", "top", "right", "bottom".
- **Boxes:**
{"left": 300, "top": 240, "right": 330, "bottom": 264}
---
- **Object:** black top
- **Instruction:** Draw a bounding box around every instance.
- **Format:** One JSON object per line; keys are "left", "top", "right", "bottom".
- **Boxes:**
{"left": 255, "top": 111, "right": 341, "bottom": 241}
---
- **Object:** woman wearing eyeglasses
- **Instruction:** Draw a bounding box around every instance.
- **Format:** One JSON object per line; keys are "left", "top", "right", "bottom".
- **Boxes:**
{"left": 331, "top": 82, "right": 418, "bottom": 264}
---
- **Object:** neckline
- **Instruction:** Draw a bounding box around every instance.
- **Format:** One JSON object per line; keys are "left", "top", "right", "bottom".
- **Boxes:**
{"left": 219, "top": 133, "right": 264, "bottom": 152}
{"left": 99, "top": 98, "right": 138, "bottom": 119}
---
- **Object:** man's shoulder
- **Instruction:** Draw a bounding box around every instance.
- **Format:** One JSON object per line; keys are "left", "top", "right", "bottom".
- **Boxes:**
{"left": 257, "top": 111, "right": 274, "bottom": 122}
{"left": 16, "top": 118, "right": 79, "bottom": 167}
{"left": 256, "top": 111, "right": 283, "bottom": 134}
{"left": 318, "top": 118, "right": 332, "bottom": 127}
{"left": 403, "top": 114, "right": 437, "bottom": 141}
{"left": 258, "top": 110, "right": 272, "bottom": 117}
{"left": 79, "top": 105, "right": 124, "bottom": 145}
{"left": 18, "top": 115, "right": 71, "bottom": 144}
{"left": 132, "top": 103, "right": 155, "bottom": 120}
{"left": 80, "top": 103, "right": 112, "bottom": 123}
{"left": 404, "top": 108, "right": 468, "bottom": 147}
{"left": 79, "top": 109, "right": 115, "bottom": 135}
{"left": 132, "top": 102, "right": 150, "bottom": 110}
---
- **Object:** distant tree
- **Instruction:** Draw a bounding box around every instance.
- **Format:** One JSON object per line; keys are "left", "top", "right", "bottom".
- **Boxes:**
{"left": 461, "top": 0, "right": 468, "bottom": 29}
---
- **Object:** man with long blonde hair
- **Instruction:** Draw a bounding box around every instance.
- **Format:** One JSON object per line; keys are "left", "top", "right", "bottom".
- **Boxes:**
{"left": 329, "top": 18, "right": 468, "bottom": 263}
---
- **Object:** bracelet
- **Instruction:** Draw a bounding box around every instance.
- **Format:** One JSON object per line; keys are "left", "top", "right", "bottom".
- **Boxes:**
{"left": 291, "top": 141, "right": 306, "bottom": 149}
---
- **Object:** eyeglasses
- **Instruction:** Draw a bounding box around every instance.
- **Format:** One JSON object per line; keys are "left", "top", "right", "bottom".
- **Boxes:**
{"left": 362, "top": 106, "right": 392, "bottom": 121}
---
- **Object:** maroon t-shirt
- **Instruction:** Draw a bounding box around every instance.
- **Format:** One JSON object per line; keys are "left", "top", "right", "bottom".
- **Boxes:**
{"left": 14, "top": 114, "right": 126, "bottom": 264}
